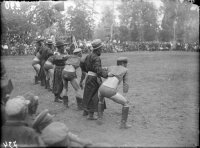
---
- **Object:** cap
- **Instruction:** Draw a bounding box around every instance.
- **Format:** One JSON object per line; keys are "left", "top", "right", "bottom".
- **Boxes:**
{"left": 32, "top": 109, "right": 54, "bottom": 132}
{"left": 41, "top": 122, "right": 69, "bottom": 145}
{"left": 91, "top": 39, "right": 103, "bottom": 50}
{"left": 5, "top": 96, "right": 30, "bottom": 116}
{"left": 117, "top": 57, "right": 128, "bottom": 63}
{"left": 35, "top": 37, "right": 45, "bottom": 43}
{"left": 73, "top": 48, "right": 82, "bottom": 53}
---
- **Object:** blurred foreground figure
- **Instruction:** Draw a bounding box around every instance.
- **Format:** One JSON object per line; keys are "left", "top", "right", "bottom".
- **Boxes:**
{"left": 97, "top": 57, "right": 132, "bottom": 129}
{"left": 32, "top": 37, "right": 44, "bottom": 84}
{"left": 1, "top": 61, "right": 14, "bottom": 125}
{"left": 61, "top": 48, "right": 86, "bottom": 109}
{"left": 23, "top": 92, "right": 39, "bottom": 126}
{"left": 1, "top": 96, "right": 45, "bottom": 147}
{"left": 41, "top": 122, "right": 92, "bottom": 147}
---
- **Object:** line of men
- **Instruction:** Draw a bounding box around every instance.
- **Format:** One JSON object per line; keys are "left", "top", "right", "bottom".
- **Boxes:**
{"left": 31, "top": 37, "right": 132, "bottom": 129}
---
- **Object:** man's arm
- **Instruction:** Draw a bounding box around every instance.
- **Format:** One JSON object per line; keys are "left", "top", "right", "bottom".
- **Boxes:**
{"left": 123, "top": 71, "right": 129, "bottom": 93}
{"left": 93, "top": 56, "right": 108, "bottom": 78}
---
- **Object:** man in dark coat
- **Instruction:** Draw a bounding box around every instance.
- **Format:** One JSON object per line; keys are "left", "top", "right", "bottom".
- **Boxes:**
{"left": 2, "top": 96, "right": 45, "bottom": 147}
{"left": 80, "top": 39, "right": 111, "bottom": 120}
{"left": 45, "top": 41, "right": 70, "bottom": 103}
{"left": 39, "top": 39, "right": 54, "bottom": 89}
{"left": 32, "top": 37, "right": 45, "bottom": 84}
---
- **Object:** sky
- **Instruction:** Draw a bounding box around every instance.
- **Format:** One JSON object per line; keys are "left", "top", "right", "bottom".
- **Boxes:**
{"left": 64, "top": 0, "right": 164, "bottom": 25}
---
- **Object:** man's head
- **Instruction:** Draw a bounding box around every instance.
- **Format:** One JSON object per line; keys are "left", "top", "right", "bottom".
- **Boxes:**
{"left": 35, "top": 37, "right": 44, "bottom": 48}
{"left": 91, "top": 39, "right": 104, "bottom": 56}
{"left": 41, "top": 122, "right": 69, "bottom": 146}
{"left": 5, "top": 96, "right": 30, "bottom": 120}
{"left": 32, "top": 109, "right": 54, "bottom": 133}
{"left": 55, "top": 41, "right": 68, "bottom": 54}
{"left": 117, "top": 57, "right": 128, "bottom": 67}
{"left": 46, "top": 39, "right": 54, "bottom": 49}
{"left": 73, "top": 48, "right": 82, "bottom": 57}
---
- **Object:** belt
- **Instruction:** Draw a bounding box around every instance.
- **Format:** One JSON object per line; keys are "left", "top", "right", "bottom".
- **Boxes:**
{"left": 88, "top": 71, "right": 97, "bottom": 77}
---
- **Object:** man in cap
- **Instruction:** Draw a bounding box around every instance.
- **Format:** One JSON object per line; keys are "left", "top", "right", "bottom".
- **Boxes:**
{"left": 41, "top": 121, "right": 92, "bottom": 147}
{"left": 39, "top": 39, "right": 54, "bottom": 89}
{"left": 97, "top": 57, "right": 131, "bottom": 129}
{"left": 61, "top": 48, "right": 86, "bottom": 110}
{"left": 80, "top": 39, "right": 111, "bottom": 120}
{"left": 45, "top": 41, "right": 71, "bottom": 103}
{"left": 32, "top": 37, "right": 45, "bottom": 84}
{"left": 1, "top": 96, "right": 45, "bottom": 147}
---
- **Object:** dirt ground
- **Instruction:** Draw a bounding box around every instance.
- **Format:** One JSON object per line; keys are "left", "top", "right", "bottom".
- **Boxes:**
{"left": 3, "top": 51, "right": 199, "bottom": 147}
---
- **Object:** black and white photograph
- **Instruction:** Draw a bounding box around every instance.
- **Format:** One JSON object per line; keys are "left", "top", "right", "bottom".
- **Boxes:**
{"left": 1, "top": 0, "right": 199, "bottom": 147}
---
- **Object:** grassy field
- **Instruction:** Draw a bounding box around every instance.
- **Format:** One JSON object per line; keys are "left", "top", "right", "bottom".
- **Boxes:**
{"left": 2, "top": 51, "right": 199, "bottom": 146}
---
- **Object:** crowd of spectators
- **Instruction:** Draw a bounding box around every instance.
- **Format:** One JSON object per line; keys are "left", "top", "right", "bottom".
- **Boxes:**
{"left": 1, "top": 41, "right": 199, "bottom": 56}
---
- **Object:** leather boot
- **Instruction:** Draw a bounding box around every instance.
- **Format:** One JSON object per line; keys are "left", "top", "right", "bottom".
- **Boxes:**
{"left": 97, "top": 102, "right": 103, "bottom": 125}
{"left": 46, "top": 79, "right": 50, "bottom": 90}
{"left": 54, "top": 95, "right": 63, "bottom": 103}
{"left": 63, "top": 96, "right": 69, "bottom": 108}
{"left": 120, "top": 106, "right": 132, "bottom": 129}
{"left": 41, "top": 79, "right": 45, "bottom": 86}
{"left": 87, "top": 112, "right": 98, "bottom": 120}
{"left": 34, "top": 76, "right": 39, "bottom": 84}
{"left": 83, "top": 110, "right": 88, "bottom": 116}
{"left": 76, "top": 97, "right": 83, "bottom": 110}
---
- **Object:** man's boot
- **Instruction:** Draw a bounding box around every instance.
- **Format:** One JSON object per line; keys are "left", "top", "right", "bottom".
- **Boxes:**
{"left": 63, "top": 96, "right": 69, "bottom": 108}
{"left": 46, "top": 79, "right": 50, "bottom": 90}
{"left": 87, "top": 111, "right": 98, "bottom": 120}
{"left": 97, "top": 102, "right": 103, "bottom": 125}
{"left": 34, "top": 76, "right": 39, "bottom": 84}
{"left": 76, "top": 97, "right": 83, "bottom": 110}
{"left": 120, "top": 106, "right": 132, "bottom": 129}
{"left": 54, "top": 95, "right": 63, "bottom": 103}
{"left": 83, "top": 110, "right": 88, "bottom": 116}
{"left": 41, "top": 79, "right": 45, "bottom": 86}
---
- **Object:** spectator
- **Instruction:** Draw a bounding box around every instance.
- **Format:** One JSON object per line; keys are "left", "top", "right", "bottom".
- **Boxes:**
{"left": 1, "top": 96, "right": 45, "bottom": 147}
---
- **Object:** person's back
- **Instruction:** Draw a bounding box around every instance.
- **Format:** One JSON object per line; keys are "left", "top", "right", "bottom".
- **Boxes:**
{"left": 103, "top": 65, "right": 128, "bottom": 89}
{"left": 2, "top": 121, "right": 44, "bottom": 147}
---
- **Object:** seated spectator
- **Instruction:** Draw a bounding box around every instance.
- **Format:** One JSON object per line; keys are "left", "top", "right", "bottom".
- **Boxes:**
{"left": 32, "top": 109, "right": 54, "bottom": 133}
{"left": 1, "top": 96, "right": 45, "bottom": 147}
{"left": 41, "top": 122, "right": 92, "bottom": 147}
{"left": 23, "top": 92, "right": 39, "bottom": 126}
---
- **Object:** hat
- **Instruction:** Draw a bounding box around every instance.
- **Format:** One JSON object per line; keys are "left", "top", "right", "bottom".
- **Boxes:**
{"left": 91, "top": 39, "right": 103, "bottom": 50}
{"left": 5, "top": 96, "right": 30, "bottom": 116}
{"left": 32, "top": 109, "right": 54, "bottom": 132}
{"left": 35, "top": 37, "right": 45, "bottom": 43}
{"left": 55, "top": 41, "right": 69, "bottom": 47}
{"left": 73, "top": 48, "right": 82, "bottom": 53}
{"left": 117, "top": 57, "right": 128, "bottom": 63}
{"left": 46, "top": 39, "right": 53, "bottom": 45}
{"left": 41, "top": 122, "right": 69, "bottom": 145}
